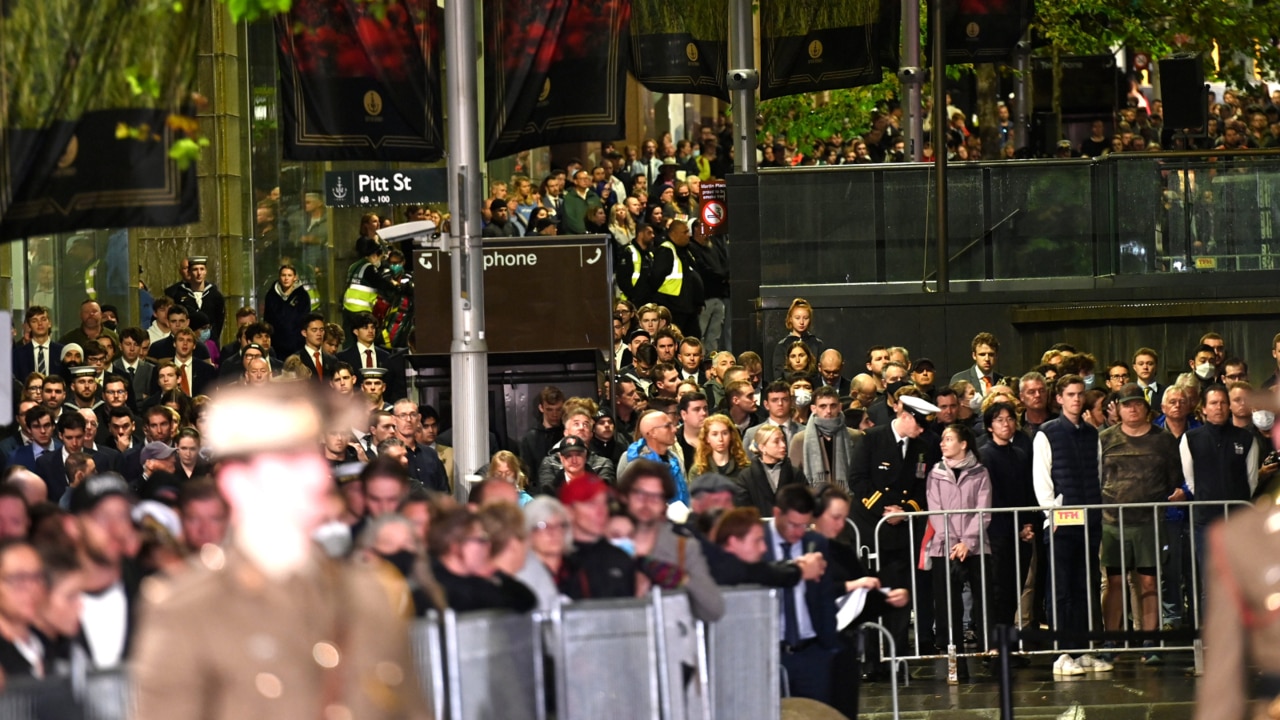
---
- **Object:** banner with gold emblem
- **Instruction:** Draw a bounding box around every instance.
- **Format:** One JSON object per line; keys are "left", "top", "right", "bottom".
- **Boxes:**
{"left": 484, "top": 0, "right": 630, "bottom": 160}
{"left": 275, "top": 0, "right": 444, "bottom": 161}
{"left": 629, "top": 0, "right": 729, "bottom": 101}
{"left": 935, "top": 0, "right": 1034, "bottom": 64}
{"left": 0, "top": 0, "right": 206, "bottom": 240}
{"left": 759, "top": 0, "right": 900, "bottom": 100}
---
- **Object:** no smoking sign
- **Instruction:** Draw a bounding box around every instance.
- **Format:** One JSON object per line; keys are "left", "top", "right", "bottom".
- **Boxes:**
{"left": 701, "top": 200, "right": 726, "bottom": 227}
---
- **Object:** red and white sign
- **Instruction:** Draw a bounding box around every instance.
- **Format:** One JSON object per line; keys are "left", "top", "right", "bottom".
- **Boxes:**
{"left": 696, "top": 180, "right": 728, "bottom": 239}
{"left": 701, "top": 200, "right": 726, "bottom": 227}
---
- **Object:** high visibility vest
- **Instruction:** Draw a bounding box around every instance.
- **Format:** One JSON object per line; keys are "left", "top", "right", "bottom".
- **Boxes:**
{"left": 618, "top": 245, "right": 644, "bottom": 302}
{"left": 657, "top": 241, "right": 683, "bottom": 296}
{"left": 342, "top": 261, "right": 378, "bottom": 312}
{"left": 84, "top": 261, "right": 99, "bottom": 300}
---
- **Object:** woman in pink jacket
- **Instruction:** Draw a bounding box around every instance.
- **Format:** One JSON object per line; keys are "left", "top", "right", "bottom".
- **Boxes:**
{"left": 926, "top": 423, "right": 993, "bottom": 680}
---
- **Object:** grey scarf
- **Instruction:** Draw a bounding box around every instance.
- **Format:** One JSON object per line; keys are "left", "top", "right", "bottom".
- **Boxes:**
{"left": 803, "top": 416, "right": 852, "bottom": 489}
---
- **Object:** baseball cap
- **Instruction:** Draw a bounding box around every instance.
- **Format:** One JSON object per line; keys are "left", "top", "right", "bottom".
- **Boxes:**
{"left": 70, "top": 473, "right": 132, "bottom": 514}
{"left": 558, "top": 475, "right": 609, "bottom": 506}
{"left": 557, "top": 436, "right": 588, "bottom": 455}
{"left": 141, "top": 441, "right": 177, "bottom": 463}
{"left": 911, "top": 358, "right": 936, "bottom": 373}
{"left": 689, "top": 473, "right": 738, "bottom": 497}
{"left": 1117, "top": 383, "right": 1149, "bottom": 405}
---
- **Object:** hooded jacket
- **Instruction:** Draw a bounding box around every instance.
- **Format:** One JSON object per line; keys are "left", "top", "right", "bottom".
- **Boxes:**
{"left": 925, "top": 452, "right": 993, "bottom": 557}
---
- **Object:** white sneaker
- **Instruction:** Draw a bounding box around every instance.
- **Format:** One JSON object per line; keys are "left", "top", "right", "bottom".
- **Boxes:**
{"left": 1053, "top": 653, "right": 1085, "bottom": 676}
{"left": 1077, "top": 654, "right": 1114, "bottom": 672}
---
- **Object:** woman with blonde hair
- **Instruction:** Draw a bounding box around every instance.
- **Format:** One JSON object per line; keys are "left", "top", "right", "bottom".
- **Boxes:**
{"left": 487, "top": 450, "right": 533, "bottom": 506}
{"left": 608, "top": 203, "right": 635, "bottom": 247}
{"left": 770, "top": 298, "right": 825, "bottom": 381}
{"left": 740, "top": 423, "right": 806, "bottom": 515}
{"left": 690, "top": 414, "right": 750, "bottom": 486}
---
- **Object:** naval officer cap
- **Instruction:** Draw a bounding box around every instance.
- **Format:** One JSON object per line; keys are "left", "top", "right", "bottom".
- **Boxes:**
{"left": 69, "top": 365, "right": 98, "bottom": 379}
{"left": 900, "top": 394, "right": 941, "bottom": 424}
{"left": 187, "top": 255, "right": 209, "bottom": 266}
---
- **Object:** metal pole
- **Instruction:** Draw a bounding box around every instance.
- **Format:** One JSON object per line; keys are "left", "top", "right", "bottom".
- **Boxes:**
{"left": 1013, "top": 32, "right": 1031, "bottom": 152}
{"left": 930, "top": 0, "right": 949, "bottom": 292}
{"left": 729, "top": 0, "right": 757, "bottom": 173}
{"left": 444, "top": 0, "right": 490, "bottom": 487}
{"left": 902, "top": 0, "right": 924, "bottom": 161}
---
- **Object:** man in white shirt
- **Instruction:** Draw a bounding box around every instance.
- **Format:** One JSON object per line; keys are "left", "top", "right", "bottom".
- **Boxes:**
{"left": 70, "top": 474, "right": 137, "bottom": 668}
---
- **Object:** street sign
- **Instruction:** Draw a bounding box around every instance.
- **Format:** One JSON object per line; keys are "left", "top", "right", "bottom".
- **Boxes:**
{"left": 696, "top": 180, "right": 728, "bottom": 239}
{"left": 324, "top": 168, "right": 448, "bottom": 208}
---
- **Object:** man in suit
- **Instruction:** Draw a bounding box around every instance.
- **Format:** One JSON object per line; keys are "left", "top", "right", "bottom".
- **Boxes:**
{"left": 392, "top": 399, "right": 449, "bottom": 493}
{"left": 336, "top": 312, "right": 407, "bottom": 402}
{"left": 764, "top": 484, "right": 839, "bottom": 704}
{"left": 113, "top": 327, "right": 156, "bottom": 409}
{"left": 171, "top": 328, "right": 216, "bottom": 396}
{"left": 818, "top": 350, "right": 852, "bottom": 398}
{"left": 13, "top": 305, "right": 64, "bottom": 381}
{"left": 292, "top": 313, "right": 339, "bottom": 384}
{"left": 0, "top": 400, "right": 38, "bottom": 460}
{"left": 849, "top": 392, "right": 941, "bottom": 679}
{"left": 948, "top": 332, "right": 1003, "bottom": 408}
{"left": 1132, "top": 347, "right": 1166, "bottom": 407}
{"left": 9, "top": 405, "right": 58, "bottom": 471}
{"left": 35, "top": 410, "right": 91, "bottom": 501}
{"left": 417, "top": 405, "right": 454, "bottom": 493}
{"left": 149, "top": 305, "right": 211, "bottom": 362}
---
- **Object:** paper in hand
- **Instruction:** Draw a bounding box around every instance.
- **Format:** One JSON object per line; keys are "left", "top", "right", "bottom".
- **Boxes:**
{"left": 836, "top": 587, "right": 891, "bottom": 631}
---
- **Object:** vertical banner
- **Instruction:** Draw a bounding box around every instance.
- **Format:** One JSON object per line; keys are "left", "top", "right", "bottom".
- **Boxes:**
{"left": 276, "top": 0, "right": 444, "bottom": 161}
{"left": 485, "top": 0, "right": 631, "bottom": 161}
{"left": 759, "top": 0, "right": 900, "bottom": 100}
{"left": 938, "top": 0, "right": 1035, "bottom": 64}
{"left": 630, "top": 1, "right": 730, "bottom": 101}
{"left": 0, "top": 0, "right": 207, "bottom": 240}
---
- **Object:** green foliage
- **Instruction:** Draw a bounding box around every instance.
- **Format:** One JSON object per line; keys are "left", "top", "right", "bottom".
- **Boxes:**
{"left": 761, "top": 0, "right": 880, "bottom": 36}
{"left": 756, "top": 75, "right": 901, "bottom": 150}
{"left": 632, "top": 0, "right": 727, "bottom": 40}
{"left": 217, "top": 0, "right": 292, "bottom": 22}
{"left": 168, "top": 136, "right": 211, "bottom": 171}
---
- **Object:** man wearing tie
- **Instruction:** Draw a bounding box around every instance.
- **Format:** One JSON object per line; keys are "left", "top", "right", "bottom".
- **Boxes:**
{"left": 171, "top": 329, "right": 215, "bottom": 396}
{"left": 291, "top": 313, "right": 338, "bottom": 384}
{"left": 111, "top": 327, "right": 156, "bottom": 411}
{"left": 948, "top": 332, "right": 1003, "bottom": 408}
{"left": 1132, "top": 348, "right": 1165, "bottom": 407}
{"left": 764, "top": 484, "right": 838, "bottom": 704}
{"left": 337, "top": 313, "right": 407, "bottom": 402}
{"left": 13, "top": 306, "right": 64, "bottom": 381}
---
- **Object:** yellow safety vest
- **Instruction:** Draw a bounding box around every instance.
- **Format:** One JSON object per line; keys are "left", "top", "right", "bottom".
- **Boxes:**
{"left": 84, "top": 261, "right": 99, "bottom": 300}
{"left": 657, "top": 241, "right": 683, "bottom": 296}
{"left": 342, "top": 261, "right": 378, "bottom": 312}
{"left": 618, "top": 245, "right": 644, "bottom": 302}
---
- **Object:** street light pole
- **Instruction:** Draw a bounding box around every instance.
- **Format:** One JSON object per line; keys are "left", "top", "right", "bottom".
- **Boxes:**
{"left": 931, "top": 0, "right": 948, "bottom": 293}
{"left": 444, "top": 0, "right": 489, "bottom": 495}
{"left": 729, "top": 0, "right": 757, "bottom": 173}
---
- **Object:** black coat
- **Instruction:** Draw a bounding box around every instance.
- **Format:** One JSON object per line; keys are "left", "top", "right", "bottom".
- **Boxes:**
{"left": 560, "top": 538, "right": 636, "bottom": 600}
{"left": 739, "top": 457, "right": 807, "bottom": 516}
{"left": 764, "top": 524, "right": 839, "bottom": 650}
{"left": 262, "top": 283, "right": 311, "bottom": 360}
{"left": 849, "top": 423, "right": 940, "bottom": 551}
{"left": 431, "top": 560, "right": 537, "bottom": 613}
{"left": 335, "top": 345, "right": 408, "bottom": 402}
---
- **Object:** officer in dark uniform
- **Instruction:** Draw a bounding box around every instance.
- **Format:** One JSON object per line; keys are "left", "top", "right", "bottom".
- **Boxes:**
{"left": 132, "top": 385, "right": 431, "bottom": 720}
{"left": 849, "top": 391, "right": 941, "bottom": 679}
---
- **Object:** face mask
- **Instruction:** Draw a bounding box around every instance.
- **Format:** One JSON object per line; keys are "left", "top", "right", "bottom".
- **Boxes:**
{"left": 610, "top": 537, "right": 636, "bottom": 557}
{"left": 1254, "top": 410, "right": 1276, "bottom": 432}
{"left": 378, "top": 550, "right": 418, "bottom": 579}
{"left": 1195, "top": 362, "right": 1216, "bottom": 381}
{"left": 312, "top": 521, "right": 352, "bottom": 558}
{"left": 103, "top": 320, "right": 118, "bottom": 331}
{"left": 793, "top": 389, "right": 813, "bottom": 407}
{"left": 197, "top": 329, "right": 211, "bottom": 343}
{"left": 1081, "top": 373, "right": 1096, "bottom": 389}
{"left": 390, "top": 263, "right": 404, "bottom": 274}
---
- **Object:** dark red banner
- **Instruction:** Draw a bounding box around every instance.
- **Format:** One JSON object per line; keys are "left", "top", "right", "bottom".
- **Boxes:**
{"left": 276, "top": 0, "right": 444, "bottom": 161}
{"left": 484, "top": 0, "right": 630, "bottom": 160}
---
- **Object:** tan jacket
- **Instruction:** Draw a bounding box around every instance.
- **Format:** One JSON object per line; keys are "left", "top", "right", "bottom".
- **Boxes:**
{"left": 132, "top": 545, "right": 431, "bottom": 720}
{"left": 1197, "top": 505, "right": 1280, "bottom": 720}
{"left": 436, "top": 444, "right": 455, "bottom": 491}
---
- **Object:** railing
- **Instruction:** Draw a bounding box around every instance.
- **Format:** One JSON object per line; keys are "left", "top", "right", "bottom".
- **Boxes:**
{"left": 757, "top": 150, "right": 1280, "bottom": 287}
{"left": 866, "top": 499, "right": 1249, "bottom": 673}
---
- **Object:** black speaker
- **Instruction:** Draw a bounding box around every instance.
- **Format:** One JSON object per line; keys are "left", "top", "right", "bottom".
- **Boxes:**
{"left": 1158, "top": 54, "right": 1207, "bottom": 130}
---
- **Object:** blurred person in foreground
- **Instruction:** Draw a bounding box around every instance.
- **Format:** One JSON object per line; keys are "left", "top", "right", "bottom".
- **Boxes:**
{"left": 131, "top": 385, "right": 430, "bottom": 719}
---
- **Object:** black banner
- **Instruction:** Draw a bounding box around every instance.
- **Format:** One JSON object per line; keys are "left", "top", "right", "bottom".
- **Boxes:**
{"left": 1, "top": 0, "right": 207, "bottom": 241}
{"left": 485, "top": 0, "right": 630, "bottom": 160}
{"left": 760, "top": 0, "right": 900, "bottom": 100}
{"left": 938, "top": 0, "right": 1035, "bottom": 64}
{"left": 1, "top": 110, "right": 198, "bottom": 241}
{"left": 630, "top": 1, "right": 729, "bottom": 100}
{"left": 276, "top": 0, "right": 444, "bottom": 161}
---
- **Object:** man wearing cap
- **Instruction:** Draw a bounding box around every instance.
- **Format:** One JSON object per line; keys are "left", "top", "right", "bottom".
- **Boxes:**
{"left": 539, "top": 406, "right": 617, "bottom": 487}
{"left": 849, "top": 391, "right": 941, "bottom": 679}
{"left": 135, "top": 441, "right": 180, "bottom": 500}
{"left": 1098, "top": 383, "right": 1184, "bottom": 664}
{"left": 70, "top": 471, "right": 141, "bottom": 669}
{"left": 482, "top": 199, "right": 515, "bottom": 237}
{"left": 133, "top": 386, "right": 431, "bottom": 720}
{"left": 910, "top": 358, "right": 937, "bottom": 400}
{"left": 337, "top": 312, "right": 407, "bottom": 402}
{"left": 360, "top": 367, "right": 394, "bottom": 412}
{"left": 66, "top": 365, "right": 105, "bottom": 414}
{"left": 342, "top": 240, "right": 398, "bottom": 348}
{"left": 167, "top": 256, "right": 226, "bottom": 343}
{"left": 559, "top": 475, "right": 637, "bottom": 600}
{"left": 537, "top": 436, "right": 594, "bottom": 496}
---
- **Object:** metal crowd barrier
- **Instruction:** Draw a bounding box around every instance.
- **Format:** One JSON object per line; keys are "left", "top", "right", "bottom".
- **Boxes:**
{"left": 552, "top": 595, "right": 662, "bottom": 719}
{"left": 411, "top": 608, "right": 545, "bottom": 720}
{"left": 867, "top": 499, "right": 1249, "bottom": 674}
{"left": 704, "top": 587, "right": 781, "bottom": 720}
{"left": 0, "top": 668, "right": 131, "bottom": 720}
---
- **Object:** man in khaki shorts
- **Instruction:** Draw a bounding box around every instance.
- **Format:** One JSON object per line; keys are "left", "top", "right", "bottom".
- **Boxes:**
{"left": 1098, "top": 383, "right": 1185, "bottom": 664}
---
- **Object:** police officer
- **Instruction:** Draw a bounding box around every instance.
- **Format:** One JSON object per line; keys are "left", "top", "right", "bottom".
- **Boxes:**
{"left": 132, "top": 385, "right": 431, "bottom": 720}
{"left": 849, "top": 391, "right": 941, "bottom": 679}
{"left": 342, "top": 238, "right": 398, "bottom": 348}
{"left": 168, "top": 256, "right": 227, "bottom": 343}
{"left": 616, "top": 222, "right": 657, "bottom": 308}
{"left": 651, "top": 219, "right": 704, "bottom": 338}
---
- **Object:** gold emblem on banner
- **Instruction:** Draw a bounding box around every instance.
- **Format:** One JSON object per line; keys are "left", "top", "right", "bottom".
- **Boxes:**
{"left": 808, "top": 39, "right": 823, "bottom": 59}
{"left": 686, "top": 43, "right": 699, "bottom": 62}
{"left": 363, "top": 91, "right": 383, "bottom": 116}
{"left": 966, "top": 22, "right": 980, "bottom": 38}
{"left": 539, "top": 78, "right": 551, "bottom": 102}
{"left": 57, "top": 135, "right": 79, "bottom": 169}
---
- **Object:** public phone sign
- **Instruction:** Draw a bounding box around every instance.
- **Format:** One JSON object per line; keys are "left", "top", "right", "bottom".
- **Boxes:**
{"left": 696, "top": 180, "right": 728, "bottom": 240}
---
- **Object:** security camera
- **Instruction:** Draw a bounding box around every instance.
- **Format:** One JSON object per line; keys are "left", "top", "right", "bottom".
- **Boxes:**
{"left": 726, "top": 68, "right": 758, "bottom": 91}
{"left": 898, "top": 66, "right": 922, "bottom": 82}
{"left": 377, "top": 220, "right": 443, "bottom": 248}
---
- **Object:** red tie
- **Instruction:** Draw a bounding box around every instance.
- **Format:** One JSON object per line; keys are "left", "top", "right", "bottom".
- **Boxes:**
{"left": 179, "top": 363, "right": 191, "bottom": 395}
{"left": 364, "top": 349, "right": 374, "bottom": 369}
{"left": 313, "top": 351, "right": 323, "bottom": 379}
{"left": 981, "top": 376, "right": 992, "bottom": 392}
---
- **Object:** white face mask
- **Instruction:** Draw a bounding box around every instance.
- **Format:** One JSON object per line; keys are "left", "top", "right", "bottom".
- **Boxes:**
{"left": 1254, "top": 410, "right": 1276, "bottom": 432}
{"left": 793, "top": 389, "right": 813, "bottom": 407}
{"left": 1195, "top": 362, "right": 1216, "bottom": 381}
